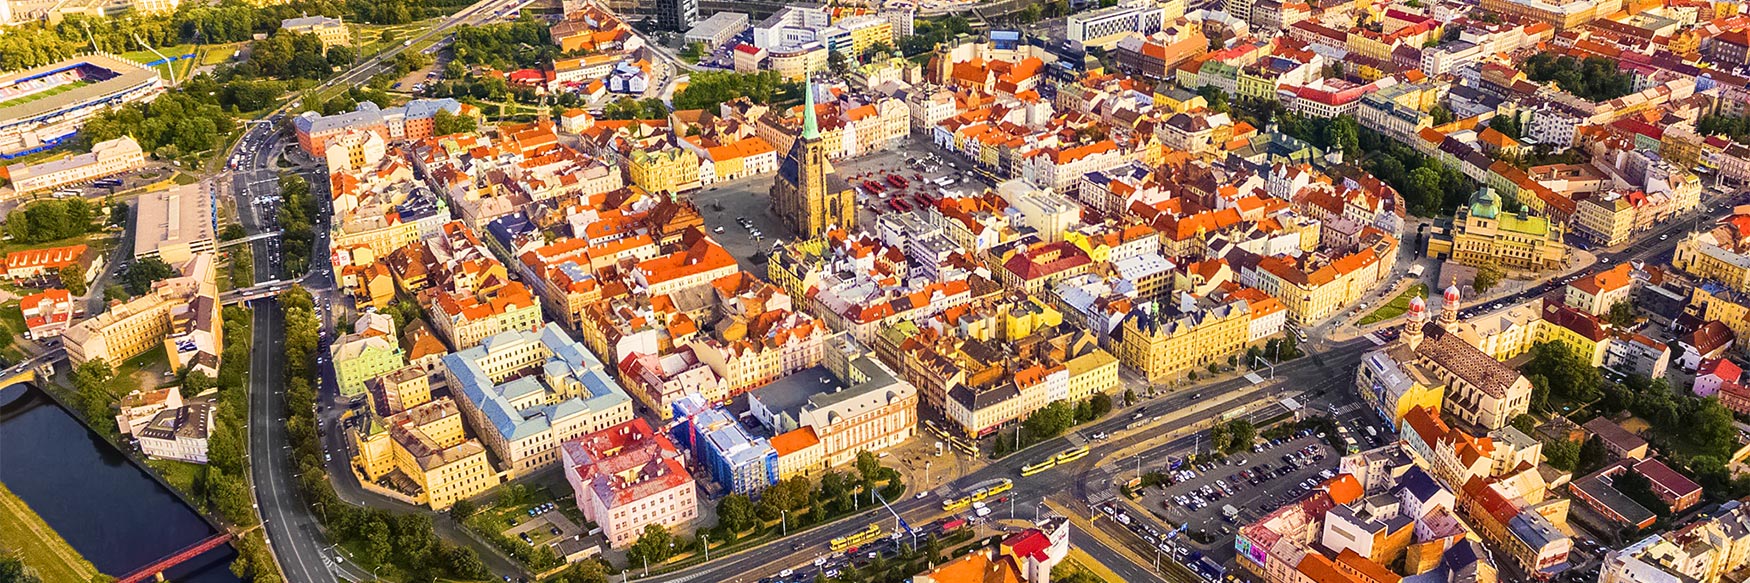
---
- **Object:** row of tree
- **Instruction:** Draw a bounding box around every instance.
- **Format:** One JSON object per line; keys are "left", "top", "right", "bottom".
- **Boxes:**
{"left": 713, "top": 451, "right": 904, "bottom": 550}
{"left": 1520, "top": 53, "right": 1636, "bottom": 102}
{"left": 992, "top": 394, "right": 1113, "bottom": 457}
{"left": 276, "top": 174, "right": 318, "bottom": 277}
{"left": 278, "top": 287, "right": 493, "bottom": 580}
{"left": 5, "top": 198, "right": 95, "bottom": 244}
{"left": 671, "top": 71, "right": 800, "bottom": 115}
{"left": 69, "top": 305, "right": 277, "bottom": 580}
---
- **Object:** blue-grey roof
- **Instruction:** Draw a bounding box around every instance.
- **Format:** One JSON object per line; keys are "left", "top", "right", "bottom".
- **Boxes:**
{"left": 1394, "top": 466, "right": 1443, "bottom": 502}
{"left": 445, "top": 322, "right": 630, "bottom": 443}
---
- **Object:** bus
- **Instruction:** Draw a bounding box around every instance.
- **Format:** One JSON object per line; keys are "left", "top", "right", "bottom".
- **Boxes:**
{"left": 1054, "top": 446, "right": 1090, "bottom": 464}
{"left": 1020, "top": 459, "right": 1057, "bottom": 476}
{"left": 830, "top": 523, "right": 883, "bottom": 552}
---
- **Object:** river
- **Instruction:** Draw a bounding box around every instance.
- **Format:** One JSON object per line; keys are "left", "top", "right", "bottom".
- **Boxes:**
{"left": 0, "top": 383, "right": 241, "bottom": 583}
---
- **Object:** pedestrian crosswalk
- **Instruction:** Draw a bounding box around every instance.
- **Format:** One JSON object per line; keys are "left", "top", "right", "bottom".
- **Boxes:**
{"left": 1364, "top": 333, "right": 1385, "bottom": 345}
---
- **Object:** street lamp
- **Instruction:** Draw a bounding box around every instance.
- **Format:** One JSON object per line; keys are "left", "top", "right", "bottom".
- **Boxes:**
{"left": 702, "top": 533, "right": 710, "bottom": 562}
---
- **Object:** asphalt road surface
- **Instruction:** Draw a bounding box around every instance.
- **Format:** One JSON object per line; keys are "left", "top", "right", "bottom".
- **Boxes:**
{"left": 643, "top": 338, "right": 1376, "bottom": 583}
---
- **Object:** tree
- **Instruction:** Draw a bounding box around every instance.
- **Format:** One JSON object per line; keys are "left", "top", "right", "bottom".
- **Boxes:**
{"left": 449, "top": 498, "right": 477, "bottom": 521}
{"left": 1022, "top": 401, "right": 1076, "bottom": 439}
{"left": 1473, "top": 263, "right": 1503, "bottom": 293}
{"left": 1607, "top": 301, "right": 1637, "bottom": 328}
{"left": 1523, "top": 341, "right": 1604, "bottom": 406}
{"left": 123, "top": 256, "right": 177, "bottom": 296}
{"left": 717, "top": 494, "right": 757, "bottom": 535}
{"left": 672, "top": 71, "right": 797, "bottom": 114}
{"left": 1613, "top": 469, "right": 1671, "bottom": 518}
{"left": 1430, "top": 105, "right": 1454, "bottom": 126}
{"left": 856, "top": 450, "right": 881, "bottom": 481}
{"left": 6, "top": 198, "right": 94, "bottom": 243}
{"left": 361, "top": 517, "right": 393, "bottom": 564}
{"left": 1511, "top": 414, "right": 1537, "bottom": 435}
{"left": 1490, "top": 115, "right": 1522, "bottom": 140}
{"left": 1090, "top": 393, "right": 1113, "bottom": 418}
{"left": 827, "top": 49, "right": 849, "bottom": 75}
{"left": 1578, "top": 435, "right": 1609, "bottom": 474}
{"left": 73, "top": 360, "right": 115, "bottom": 426}
{"left": 628, "top": 523, "right": 676, "bottom": 567}
{"left": 433, "top": 108, "right": 477, "bottom": 136}
{"left": 0, "top": 557, "right": 41, "bottom": 583}
{"left": 59, "top": 264, "right": 86, "bottom": 296}
{"left": 326, "top": 45, "right": 357, "bottom": 67}
{"left": 1124, "top": 388, "right": 1136, "bottom": 406}
{"left": 1542, "top": 438, "right": 1580, "bottom": 470}
{"left": 1213, "top": 419, "right": 1254, "bottom": 454}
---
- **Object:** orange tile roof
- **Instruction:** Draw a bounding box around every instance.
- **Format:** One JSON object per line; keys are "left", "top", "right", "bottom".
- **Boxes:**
{"left": 770, "top": 426, "right": 820, "bottom": 456}
{"left": 6, "top": 244, "right": 86, "bottom": 273}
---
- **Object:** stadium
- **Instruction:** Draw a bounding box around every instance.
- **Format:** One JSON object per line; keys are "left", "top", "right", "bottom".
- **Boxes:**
{"left": 0, "top": 53, "right": 163, "bottom": 158}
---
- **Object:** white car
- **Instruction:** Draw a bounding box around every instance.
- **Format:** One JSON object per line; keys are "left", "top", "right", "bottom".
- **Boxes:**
{"left": 779, "top": 569, "right": 794, "bottom": 577}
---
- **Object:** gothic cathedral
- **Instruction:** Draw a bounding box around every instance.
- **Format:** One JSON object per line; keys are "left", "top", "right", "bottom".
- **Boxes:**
{"left": 771, "top": 79, "right": 856, "bottom": 238}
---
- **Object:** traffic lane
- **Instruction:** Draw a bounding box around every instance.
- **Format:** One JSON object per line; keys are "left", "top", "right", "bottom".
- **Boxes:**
{"left": 1079, "top": 509, "right": 1186, "bottom": 583}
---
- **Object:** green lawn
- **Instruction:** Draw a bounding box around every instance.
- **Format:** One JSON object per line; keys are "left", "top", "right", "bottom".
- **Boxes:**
{"left": 107, "top": 347, "right": 173, "bottom": 399}
{"left": 0, "top": 300, "right": 26, "bottom": 364}
{"left": 172, "top": 172, "right": 199, "bottom": 185}
{"left": 0, "top": 482, "right": 103, "bottom": 583}
{"left": 1358, "top": 283, "right": 1429, "bottom": 325}
{"left": 146, "top": 459, "right": 207, "bottom": 497}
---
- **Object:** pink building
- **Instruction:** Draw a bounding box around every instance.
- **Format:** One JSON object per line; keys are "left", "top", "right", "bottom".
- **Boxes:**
{"left": 560, "top": 419, "right": 698, "bottom": 548}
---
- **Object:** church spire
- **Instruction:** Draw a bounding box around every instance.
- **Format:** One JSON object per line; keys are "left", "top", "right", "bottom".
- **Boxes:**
{"left": 801, "top": 77, "right": 819, "bottom": 141}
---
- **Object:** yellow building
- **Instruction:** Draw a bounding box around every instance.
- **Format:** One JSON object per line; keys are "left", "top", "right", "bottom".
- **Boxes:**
{"left": 1477, "top": 0, "right": 1619, "bottom": 28}
{"left": 1357, "top": 315, "right": 1447, "bottom": 426}
{"left": 63, "top": 253, "right": 217, "bottom": 369}
{"left": 1254, "top": 231, "right": 1397, "bottom": 324}
{"left": 1427, "top": 188, "right": 1567, "bottom": 272}
{"left": 769, "top": 44, "right": 829, "bottom": 81}
{"left": 333, "top": 217, "right": 423, "bottom": 259}
{"left": 1453, "top": 301, "right": 1544, "bottom": 361}
{"left": 365, "top": 365, "right": 433, "bottom": 417}
{"left": 1674, "top": 230, "right": 1750, "bottom": 294}
{"left": 1690, "top": 284, "right": 1750, "bottom": 352}
{"left": 1536, "top": 303, "right": 1610, "bottom": 366}
{"left": 1116, "top": 294, "right": 1250, "bottom": 384}
{"left": 628, "top": 148, "right": 702, "bottom": 195}
{"left": 771, "top": 426, "right": 823, "bottom": 480}
{"left": 1574, "top": 193, "right": 1636, "bottom": 247}
{"left": 281, "top": 15, "right": 350, "bottom": 47}
{"left": 352, "top": 398, "right": 498, "bottom": 510}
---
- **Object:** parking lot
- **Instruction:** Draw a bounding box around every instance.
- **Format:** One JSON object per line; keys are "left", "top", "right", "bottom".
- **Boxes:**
{"left": 1136, "top": 432, "right": 1341, "bottom": 539}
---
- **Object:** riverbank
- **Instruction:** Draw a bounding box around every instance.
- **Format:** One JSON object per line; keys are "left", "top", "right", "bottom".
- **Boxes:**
{"left": 0, "top": 481, "right": 103, "bottom": 583}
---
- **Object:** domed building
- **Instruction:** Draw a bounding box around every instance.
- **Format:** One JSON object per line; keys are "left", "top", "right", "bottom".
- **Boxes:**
{"left": 1354, "top": 285, "right": 1532, "bottom": 431}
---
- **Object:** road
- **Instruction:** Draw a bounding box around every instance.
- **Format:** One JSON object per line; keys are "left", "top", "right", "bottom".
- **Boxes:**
{"left": 643, "top": 338, "right": 1376, "bottom": 583}
{"left": 238, "top": 2, "right": 528, "bottom": 580}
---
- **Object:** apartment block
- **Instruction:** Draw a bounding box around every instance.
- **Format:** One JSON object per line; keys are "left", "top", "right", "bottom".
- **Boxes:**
{"left": 444, "top": 323, "right": 635, "bottom": 478}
